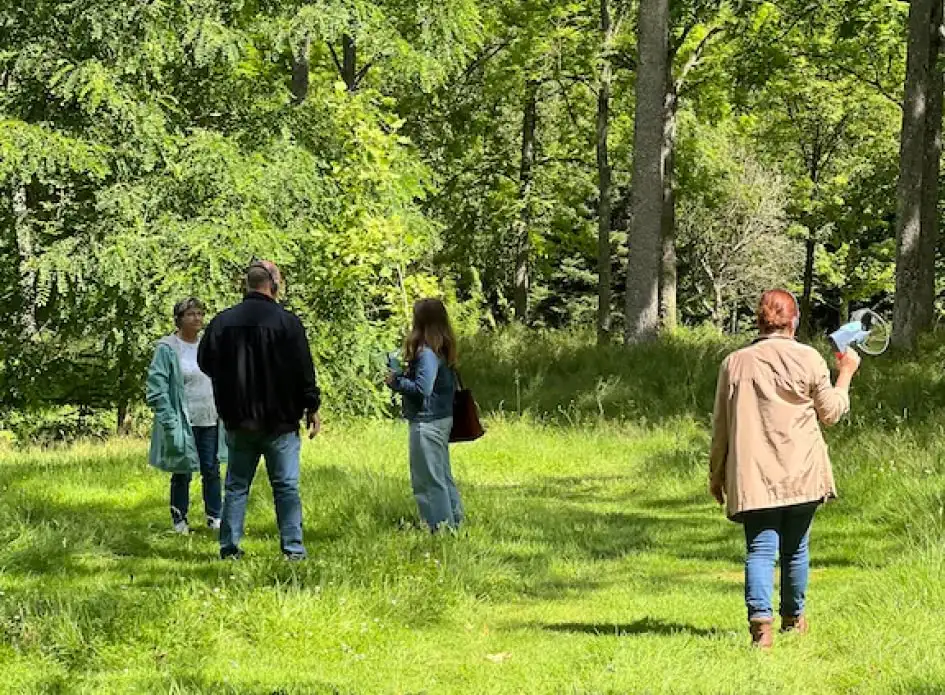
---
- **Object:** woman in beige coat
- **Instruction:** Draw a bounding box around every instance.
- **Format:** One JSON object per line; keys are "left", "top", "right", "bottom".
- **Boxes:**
{"left": 709, "top": 289, "right": 860, "bottom": 649}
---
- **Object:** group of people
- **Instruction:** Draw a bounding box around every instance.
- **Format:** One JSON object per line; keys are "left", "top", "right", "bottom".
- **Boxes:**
{"left": 148, "top": 267, "right": 860, "bottom": 650}
{"left": 146, "top": 260, "right": 463, "bottom": 561}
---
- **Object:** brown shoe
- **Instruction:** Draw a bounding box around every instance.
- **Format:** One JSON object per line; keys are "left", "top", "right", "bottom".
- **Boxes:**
{"left": 749, "top": 618, "right": 774, "bottom": 649}
{"left": 781, "top": 615, "right": 809, "bottom": 634}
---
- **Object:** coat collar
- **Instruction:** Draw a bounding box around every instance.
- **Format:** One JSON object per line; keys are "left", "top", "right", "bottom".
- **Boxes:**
{"left": 751, "top": 334, "right": 796, "bottom": 345}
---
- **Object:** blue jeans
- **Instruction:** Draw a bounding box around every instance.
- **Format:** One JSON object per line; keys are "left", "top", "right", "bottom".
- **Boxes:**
{"left": 408, "top": 417, "right": 463, "bottom": 531}
{"left": 742, "top": 502, "right": 819, "bottom": 621}
{"left": 170, "top": 425, "right": 222, "bottom": 524}
{"left": 220, "top": 430, "right": 305, "bottom": 558}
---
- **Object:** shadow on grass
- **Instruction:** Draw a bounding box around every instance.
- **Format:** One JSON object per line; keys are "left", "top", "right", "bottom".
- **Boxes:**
{"left": 0, "top": 443, "right": 915, "bottom": 625}
{"left": 159, "top": 674, "right": 354, "bottom": 695}
{"left": 0, "top": 459, "right": 378, "bottom": 589}
{"left": 538, "top": 618, "right": 723, "bottom": 638}
{"left": 890, "top": 680, "right": 945, "bottom": 695}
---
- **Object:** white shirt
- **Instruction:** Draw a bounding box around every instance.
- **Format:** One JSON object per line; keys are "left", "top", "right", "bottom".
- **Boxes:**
{"left": 173, "top": 335, "right": 218, "bottom": 427}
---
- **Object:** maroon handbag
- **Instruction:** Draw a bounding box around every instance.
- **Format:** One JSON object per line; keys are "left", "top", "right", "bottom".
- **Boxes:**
{"left": 450, "top": 370, "right": 484, "bottom": 443}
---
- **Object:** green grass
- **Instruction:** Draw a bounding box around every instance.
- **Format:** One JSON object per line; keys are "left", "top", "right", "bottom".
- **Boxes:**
{"left": 3, "top": 329, "right": 945, "bottom": 693}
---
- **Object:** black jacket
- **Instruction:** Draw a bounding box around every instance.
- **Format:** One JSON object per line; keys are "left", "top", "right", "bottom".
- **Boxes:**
{"left": 198, "top": 293, "right": 321, "bottom": 434}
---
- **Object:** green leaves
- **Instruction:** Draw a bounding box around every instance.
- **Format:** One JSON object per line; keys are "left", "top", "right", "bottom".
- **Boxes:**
{"left": 0, "top": 121, "right": 111, "bottom": 184}
{"left": 0, "top": 0, "right": 472, "bottom": 417}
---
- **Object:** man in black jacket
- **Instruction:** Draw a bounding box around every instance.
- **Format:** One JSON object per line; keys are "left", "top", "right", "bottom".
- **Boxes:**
{"left": 198, "top": 260, "right": 320, "bottom": 560}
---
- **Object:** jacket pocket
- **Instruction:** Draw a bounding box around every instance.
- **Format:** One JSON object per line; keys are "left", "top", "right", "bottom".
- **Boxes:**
{"left": 165, "top": 419, "right": 189, "bottom": 458}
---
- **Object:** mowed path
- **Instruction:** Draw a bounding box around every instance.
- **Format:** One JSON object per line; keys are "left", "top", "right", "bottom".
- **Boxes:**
{"left": 1, "top": 420, "right": 943, "bottom": 694}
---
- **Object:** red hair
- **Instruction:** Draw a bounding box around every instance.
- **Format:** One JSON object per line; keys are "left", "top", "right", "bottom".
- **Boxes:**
{"left": 757, "top": 289, "right": 799, "bottom": 334}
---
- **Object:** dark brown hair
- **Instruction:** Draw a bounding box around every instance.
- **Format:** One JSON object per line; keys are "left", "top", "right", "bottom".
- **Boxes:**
{"left": 173, "top": 297, "right": 205, "bottom": 327}
{"left": 757, "top": 289, "right": 799, "bottom": 334}
{"left": 403, "top": 298, "right": 458, "bottom": 366}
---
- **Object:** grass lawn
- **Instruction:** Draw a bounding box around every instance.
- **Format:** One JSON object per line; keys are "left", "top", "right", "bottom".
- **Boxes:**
{"left": 2, "top": 413, "right": 945, "bottom": 694}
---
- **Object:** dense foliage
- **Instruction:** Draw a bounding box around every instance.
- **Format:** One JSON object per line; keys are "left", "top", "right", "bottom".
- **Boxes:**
{"left": 0, "top": 0, "right": 934, "bottom": 426}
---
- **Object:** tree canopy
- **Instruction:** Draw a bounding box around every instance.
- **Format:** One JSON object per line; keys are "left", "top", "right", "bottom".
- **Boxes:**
{"left": 1, "top": 0, "right": 936, "bottom": 424}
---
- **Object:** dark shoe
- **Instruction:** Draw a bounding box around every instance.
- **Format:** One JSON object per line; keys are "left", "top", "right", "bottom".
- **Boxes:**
{"left": 749, "top": 618, "right": 774, "bottom": 650}
{"left": 220, "top": 548, "right": 245, "bottom": 560}
{"left": 283, "top": 552, "right": 307, "bottom": 562}
{"left": 781, "top": 615, "right": 809, "bottom": 634}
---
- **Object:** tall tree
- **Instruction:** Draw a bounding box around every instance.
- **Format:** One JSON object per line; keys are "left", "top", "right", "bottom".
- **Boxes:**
{"left": 660, "top": 28, "right": 720, "bottom": 330}
{"left": 916, "top": 0, "right": 944, "bottom": 333}
{"left": 597, "top": 0, "right": 615, "bottom": 341}
{"left": 893, "top": 0, "right": 941, "bottom": 349}
{"left": 513, "top": 78, "right": 539, "bottom": 321}
{"left": 723, "top": 0, "right": 902, "bottom": 337}
{"left": 626, "top": 0, "right": 670, "bottom": 343}
{"left": 659, "top": 2, "right": 728, "bottom": 330}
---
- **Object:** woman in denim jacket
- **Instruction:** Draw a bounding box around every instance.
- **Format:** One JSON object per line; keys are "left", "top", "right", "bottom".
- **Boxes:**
{"left": 387, "top": 299, "right": 463, "bottom": 531}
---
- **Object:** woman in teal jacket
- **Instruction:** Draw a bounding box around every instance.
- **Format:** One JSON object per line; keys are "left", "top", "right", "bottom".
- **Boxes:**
{"left": 146, "top": 298, "right": 227, "bottom": 534}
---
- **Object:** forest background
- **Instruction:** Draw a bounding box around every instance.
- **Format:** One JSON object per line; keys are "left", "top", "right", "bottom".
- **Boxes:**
{"left": 1, "top": 0, "right": 941, "bottom": 441}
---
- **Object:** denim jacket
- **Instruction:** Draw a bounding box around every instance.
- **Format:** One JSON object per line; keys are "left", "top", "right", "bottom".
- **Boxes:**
{"left": 390, "top": 347, "right": 456, "bottom": 422}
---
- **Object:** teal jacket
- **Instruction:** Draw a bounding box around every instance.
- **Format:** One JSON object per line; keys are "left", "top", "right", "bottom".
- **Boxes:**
{"left": 146, "top": 335, "right": 227, "bottom": 474}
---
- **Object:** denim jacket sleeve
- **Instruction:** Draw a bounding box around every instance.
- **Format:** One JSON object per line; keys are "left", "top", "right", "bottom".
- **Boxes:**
{"left": 391, "top": 348, "right": 439, "bottom": 397}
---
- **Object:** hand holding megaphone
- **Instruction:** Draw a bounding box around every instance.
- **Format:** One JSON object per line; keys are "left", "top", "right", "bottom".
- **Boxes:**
{"left": 835, "top": 345, "right": 861, "bottom": 374}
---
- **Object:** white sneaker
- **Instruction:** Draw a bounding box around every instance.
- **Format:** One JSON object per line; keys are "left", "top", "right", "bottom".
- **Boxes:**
{"left": 207, "top": 517, "right": 222, "bottom": 531}
{"left": 172, "top": 520, "right": 190, "bottom": 535}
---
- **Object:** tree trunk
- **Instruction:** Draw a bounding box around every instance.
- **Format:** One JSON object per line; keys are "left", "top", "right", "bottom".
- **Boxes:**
{"left": 115, "top": 295, "right": 135, "bottom": 434}
{"left": 798, "top": 134, "right": 824, "bottom": 340}
{"left": 117, "top": 400, "right": 132, "bottom": 435}
{"left": 343, "top": 34, "right": 357, "bottom": 91}
{"left": 917, "top": 1, "right": 944, "bottom": 332}
{"left": 659, "top": 74, "right": 679, "bottom": 331}
{"left": 14, "top": 181, "right": 37, "bottom": 339}
{"left": 800, "top": 230, "right": 816, "bottom": 339}
{"left": 513, "top": 79, "right": 539, "bottom": 322}
{"left": 291, "top": 35, "right": 311, "bottom": 104}
{"left": 712, "top": 282, "right": 724, "bottom": 329}
{"left": 893, "top": 0, "right": 936, "bottom": 351}
{"left": 625, "top": 0, "right": 669, "bottom": 344}
{"left": 596, "top": 0, "right": 613, "bottom": 343}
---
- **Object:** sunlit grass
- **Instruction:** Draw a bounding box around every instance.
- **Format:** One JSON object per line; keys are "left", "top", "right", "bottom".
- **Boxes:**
{"left": 2, "top": 413, "right": 945, "bottom": 693}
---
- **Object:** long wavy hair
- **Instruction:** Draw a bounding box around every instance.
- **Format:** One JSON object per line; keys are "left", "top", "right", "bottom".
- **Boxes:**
{"left": 403, "top": 298, "right": 458, "bottom": 367}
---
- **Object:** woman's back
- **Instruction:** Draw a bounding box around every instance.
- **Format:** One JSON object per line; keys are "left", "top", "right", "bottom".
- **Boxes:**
{"left": 711, "top": 337, "right": 849, "bottom": 519}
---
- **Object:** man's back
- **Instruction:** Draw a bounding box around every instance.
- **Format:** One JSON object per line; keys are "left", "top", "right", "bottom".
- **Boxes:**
{"left": 198, "top": 292, "right": 320, "bottom": 434}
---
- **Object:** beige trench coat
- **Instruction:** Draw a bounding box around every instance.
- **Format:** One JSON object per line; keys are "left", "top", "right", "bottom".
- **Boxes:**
{"left": 710, "top": 337, "right": 850, "bottom": 520}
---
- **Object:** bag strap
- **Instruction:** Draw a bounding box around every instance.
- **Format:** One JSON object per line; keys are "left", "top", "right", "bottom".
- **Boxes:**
{"left": 453, "top": 366, "right": 465, "bottom": 391}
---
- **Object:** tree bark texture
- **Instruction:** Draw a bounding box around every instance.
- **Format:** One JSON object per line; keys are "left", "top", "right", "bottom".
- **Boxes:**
{"left": 513, "top": 79, "right": 539, "bottom": 322}
{"left": 917, "top": 0, "right": 944, "bottom": 332}
{"left": 625, "top": 0, "right": 669, "bottom": 344}
{"left": 343, "top": 34, "right": 357, "bottom": 91}
{"left": 597, "top": 0, "right": 614, "bottom": 343}
{"left": 659, "top": 72, "right": 678, "bottom": 331}
{"left": 801, "top": 230, "right": 816, "bottom": 339}
{"left": 115, "top": 295, "right": 134, "bottom": 434}
{"left": 291, "top": 35, "right": 312, "bottom": 104}
{"left": 893, "top": 0, "right": 937, "bottom": 350}
{"left": 14, "top": 181, "right": 37, "bottom": 339}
